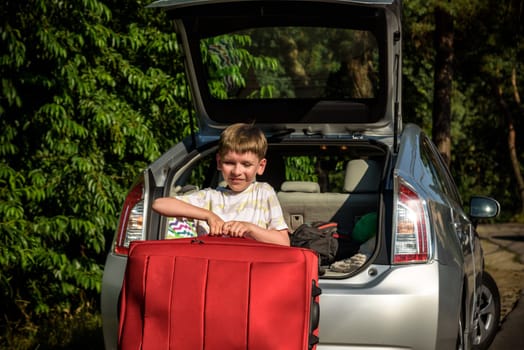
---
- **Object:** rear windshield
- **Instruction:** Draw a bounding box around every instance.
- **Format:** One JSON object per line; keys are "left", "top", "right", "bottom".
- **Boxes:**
{"left": 201, "top": 27, "right": 380, "bottom": 100}
{"left": 178, "top": 2, "right": 388, "bottom": 123}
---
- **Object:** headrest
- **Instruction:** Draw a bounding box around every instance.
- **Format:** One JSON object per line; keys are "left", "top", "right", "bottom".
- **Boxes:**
{"left": 280, "top": 181, "right": 321, "bottom": 193}
{"left": 344, "top": 159, "right": 381, "bottom": 193}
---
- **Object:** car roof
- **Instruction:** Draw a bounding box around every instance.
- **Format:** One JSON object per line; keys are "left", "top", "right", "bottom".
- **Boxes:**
{"left": 148, "top": 0, "right": 402, "bottom": 141}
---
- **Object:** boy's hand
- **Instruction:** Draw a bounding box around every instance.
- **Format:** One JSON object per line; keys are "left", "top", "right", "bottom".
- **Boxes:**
{"left": 221, "top": 220, "right": 290, "bottom": 246}
{"left": 206, "top": 213, "right": 225, "bottom": 235}
{"left": 222, "top": 221, "right": 252, "bottom": 238}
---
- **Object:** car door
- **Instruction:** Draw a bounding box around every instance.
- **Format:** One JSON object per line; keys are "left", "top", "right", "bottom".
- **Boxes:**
{"left": 421, "top": 135, "right": 480, "bottom": 329}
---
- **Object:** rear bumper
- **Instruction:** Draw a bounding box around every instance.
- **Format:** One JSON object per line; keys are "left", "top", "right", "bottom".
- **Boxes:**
{"left": 101, "top": 258, "right": 461, "bottom": 350}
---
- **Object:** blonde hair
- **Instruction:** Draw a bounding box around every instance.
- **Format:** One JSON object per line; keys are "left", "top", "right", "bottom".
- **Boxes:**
{"left": 218, "top": 123, "right": 267, "bottom": 159}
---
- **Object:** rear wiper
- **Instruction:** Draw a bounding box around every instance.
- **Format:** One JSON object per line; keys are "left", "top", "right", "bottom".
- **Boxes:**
{"left": 267, "top": 128, "right": 295, "bottom": 141}
{"left": 303, "top": 127, "right": 323, "bottom": 137}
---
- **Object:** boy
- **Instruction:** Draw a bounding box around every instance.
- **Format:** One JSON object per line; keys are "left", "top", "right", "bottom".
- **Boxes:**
{"left": 152, "top": 123, "right": 290, "bottom": 246}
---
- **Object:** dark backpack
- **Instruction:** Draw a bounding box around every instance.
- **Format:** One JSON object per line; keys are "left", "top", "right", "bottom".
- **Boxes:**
{"left": 290, "top": 222, "right": 339, "bottom": 266}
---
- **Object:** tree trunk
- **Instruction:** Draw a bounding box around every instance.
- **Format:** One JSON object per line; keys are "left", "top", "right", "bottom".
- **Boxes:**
{"left": 432, "top": 6, "right": 454, "bottom": 167}
{"left": 495, "top": 68, "right": 524, "bottom": 215}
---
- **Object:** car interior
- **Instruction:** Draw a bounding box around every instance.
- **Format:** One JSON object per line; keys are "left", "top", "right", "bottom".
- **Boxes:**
{"left": 164, "top": 141, "right": 388, "bottom": 276}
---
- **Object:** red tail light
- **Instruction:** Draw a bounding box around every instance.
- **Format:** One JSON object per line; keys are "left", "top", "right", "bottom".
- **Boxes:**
{"left": 114, "top": 182, "right": 145, "bottom": 255}
{"left": 393, "top": 180, "right": 430, "bottom": 264}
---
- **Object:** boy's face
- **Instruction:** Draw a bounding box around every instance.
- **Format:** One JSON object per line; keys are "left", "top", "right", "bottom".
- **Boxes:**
{"left": 217, "top": 151, "right": 267, "bottom": 192}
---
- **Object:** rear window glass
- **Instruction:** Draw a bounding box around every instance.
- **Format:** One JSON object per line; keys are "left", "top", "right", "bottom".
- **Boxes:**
{"left": 200, "top": 27, "right": 380, "bottom": 100}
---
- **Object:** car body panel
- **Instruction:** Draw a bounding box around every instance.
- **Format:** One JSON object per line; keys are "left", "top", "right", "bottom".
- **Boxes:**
{"left": 318, "top": 262, "right": 452, "bottom": 349}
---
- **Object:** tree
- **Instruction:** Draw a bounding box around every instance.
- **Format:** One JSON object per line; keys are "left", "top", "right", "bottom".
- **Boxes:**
{"left": 452, "top": 0, "right": 524, "bottom": 216}
{"left": 0, "top": 0, "right": 188, "bottom": 347}
{"left": 403, "top": 0, "right": 524, "bottom": 218}
{"left": 433, "top": 4, "right": 454, "bottom": 166}
{"left": 493, "top": 69, "right": 524, "bottom": 215}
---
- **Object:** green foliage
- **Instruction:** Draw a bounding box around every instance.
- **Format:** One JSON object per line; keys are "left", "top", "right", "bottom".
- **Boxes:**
{"left": 0, "top": 0, "right": 190, "bottom": 347}
{"left": 202, "top": 34, "right": 280, "bottom": 99}
{"left": 402, "top": 0, "right": 436, "bottom": 130}
{"left": 451, "top": 0, "right": 524, "bottom": 216}
{"left": 403, "top": 0, "right": 524, "bottom": 216}
{"left": 285, "top": 157, "right": 319, "bottom": 182}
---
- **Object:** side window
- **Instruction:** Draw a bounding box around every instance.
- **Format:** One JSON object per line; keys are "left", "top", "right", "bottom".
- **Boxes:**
{"left": 420, "top": 136, "right": 462, "bottom": 205}
{"left": 169, "top": 151, "right": 217, "bottom": 196}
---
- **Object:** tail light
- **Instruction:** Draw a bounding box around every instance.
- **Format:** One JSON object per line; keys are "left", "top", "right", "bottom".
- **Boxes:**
{"left": 114, "top": 182, "right": 145, "bottom": 255}
{"left": 393, "top": 179, "right": 430, "bottom": 264}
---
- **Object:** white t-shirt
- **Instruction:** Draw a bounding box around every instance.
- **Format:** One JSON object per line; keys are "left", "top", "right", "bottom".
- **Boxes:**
{"left": 176, "top": 182, "right": 288, "bottom": 235}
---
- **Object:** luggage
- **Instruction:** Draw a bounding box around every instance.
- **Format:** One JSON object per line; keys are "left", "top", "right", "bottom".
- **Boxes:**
{"left": 290, "top": 222, "right": 339, "bottom": 265}
{"left": 118, "top": 236, "right": 321, "bottom": 350}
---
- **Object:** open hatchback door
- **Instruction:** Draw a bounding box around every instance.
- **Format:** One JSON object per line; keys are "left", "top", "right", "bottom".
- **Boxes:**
{"left": 148, "top": 0, "right": 402, "bottom": 146}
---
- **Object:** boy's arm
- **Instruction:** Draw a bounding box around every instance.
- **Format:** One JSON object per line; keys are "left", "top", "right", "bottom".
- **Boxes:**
{"left": 246, "top": 226, "right": 290, "bottom": 246}
{"left": 223, "top": 221, "right": 290, "bottom": 246}
{"left": 152, "top": 197, "right": 225, "bottom": 234}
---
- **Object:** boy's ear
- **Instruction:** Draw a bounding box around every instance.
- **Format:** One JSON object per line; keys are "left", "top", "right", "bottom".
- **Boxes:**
{"left": 216, "top": 154, "right": 222, "bottom": 170}
{"left": 257, "top": 158, "right": 267, "bottom": 175}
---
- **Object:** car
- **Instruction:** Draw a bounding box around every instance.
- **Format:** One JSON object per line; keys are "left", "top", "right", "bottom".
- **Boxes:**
{"left": 101, "top": 0, "right": 502, "bottom": 349}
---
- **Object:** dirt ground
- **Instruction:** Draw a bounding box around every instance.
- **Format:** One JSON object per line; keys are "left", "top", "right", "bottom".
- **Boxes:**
{"left": 480, "top": 238, "right": 524, "bottom": 320}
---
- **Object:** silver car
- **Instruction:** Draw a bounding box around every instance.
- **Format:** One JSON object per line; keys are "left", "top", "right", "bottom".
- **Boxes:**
{"left": 101, "top": 0, "right": 501, "bottom": 349}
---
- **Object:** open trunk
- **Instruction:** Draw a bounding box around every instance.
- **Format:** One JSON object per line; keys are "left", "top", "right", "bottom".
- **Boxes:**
{"left": 157, "top": 138, "right": 391, "bottom": 276}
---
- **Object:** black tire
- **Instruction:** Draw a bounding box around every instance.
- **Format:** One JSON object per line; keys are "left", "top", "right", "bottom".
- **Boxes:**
{"left": 472, "top": 271, "right": 501, "bottom": 350}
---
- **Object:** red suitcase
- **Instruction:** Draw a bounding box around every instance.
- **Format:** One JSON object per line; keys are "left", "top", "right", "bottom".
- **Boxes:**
{"left": 118, "top": 236, "right": 321, "bottom": 350}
